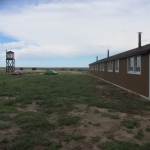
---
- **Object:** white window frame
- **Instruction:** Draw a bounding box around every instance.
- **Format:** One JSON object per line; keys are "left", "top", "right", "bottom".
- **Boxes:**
{"left": 107, "top": 61, "right": 113, "bottom": 72}
{"left": 127, "top": 56, "right": 141, "bottom": 75}
{"left": 96, "top": 64, "right": 98, "bottom": 71}
{"left": 115, "top": 59, "right": 119, "bottom": 72}
{"left": 100, "top": 63, "right": 101, "bottom": 71}
{"left": 102, "top": 62, "right": 104, "bottom": 71}
{"left": 91, "top": 65, "right": 94, "bottom": 70}
{"left": 90, "top": 65, "right": 92, "bottom": 70}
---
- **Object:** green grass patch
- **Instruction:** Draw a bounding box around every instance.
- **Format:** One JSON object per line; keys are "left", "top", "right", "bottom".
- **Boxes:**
{"left": 134, "top": 129, "right": 144, "bottom": 140}
{"left": 0, "top": 100, "right": 17, "bottom": 114}
{"left": 0, "top": 122, "right": 11, "bottom": 130}
{"left": 14, "top": 111, "right": 54, "bottom": 131}
{"left": 98, "top": 140, "right": 140, "bottom": 150}
{"left": 106, "top": 134, "right": 115, "bottom": 140}
{"left": 11, "top": 131, "right": 62, "bottom": 150}
{"left": 0, "top": 114, "right": 11, "bottom": 121}
{"left": 91, "top": 136, "right": 101, "bottom": 143}
{"left": 0, "top": 138, "right": 9, "bottom": 143}
{"left": 64, "top": 134, "right": 86, "bottom": 142}
{"left": 122, "top": 119, "right": 140, "bottom": 129}
{"left": 57, "top": 115, "right": 80, "bottom": 126}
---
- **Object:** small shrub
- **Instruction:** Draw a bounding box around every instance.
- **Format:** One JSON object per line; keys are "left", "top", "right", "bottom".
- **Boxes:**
{"left": 135, "top": 129, "right": 144, "bottom": 140}
{"left": 93, "top": 109, "right": 99, "bottom": 114}
{"left": 0, "top": 114, "right": 11, "bottom": 121}
{"left": 0, "top": 123, "right": 11, "bottom": 130}
{"left": 126, "top": 129, "right": 134, "bottom": 134}
{"left": 122, "top": 119, "right": 139, "bottom": 129}
{"left": 20, "top": 67, "right": 24, "bottom": 70}
{"left": 64, "top": 134, "right": 86, "bottom": 142}
{"left": 98, "top": 140, "right": 140, "bottom": 150}
{"left": 46, "top": 141, "right": 62, "bottom": 150}
{"left": 92, "top": 122, "right": 100, "bottom": 126}
{"left": 145, "top": 125, "right": 150, "bottom": 132}
{"left": 32, "top": 68, "right": 37, "bottom": 71}
{"left": 106, "top": 134, "right": 115, "bottom": 140}
{"left": 1, "top": 138, "right": 9, "bottom": 143}
{"left": 72, "top": 134, "right": 86, "bottom": 141}
{"left": 91, "top": 136, "right": 101, "bottom": 143}
{"left": 4, "top": 100, "right": 15, "bottom": 106}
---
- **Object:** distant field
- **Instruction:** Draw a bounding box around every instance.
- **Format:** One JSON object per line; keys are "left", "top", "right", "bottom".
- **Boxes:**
{"left": 0, "top": 67, "right": 89, "bottom": 71}
{"left": 0, "top": 71, "right": 150, "bottom": 150}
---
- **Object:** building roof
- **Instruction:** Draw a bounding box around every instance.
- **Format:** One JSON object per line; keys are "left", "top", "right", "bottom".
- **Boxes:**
{"left": 89, "top": 44, "right": 150, "bottom": 65}
{"left": 7, "top": 51, "right": 14, "bottom": 53}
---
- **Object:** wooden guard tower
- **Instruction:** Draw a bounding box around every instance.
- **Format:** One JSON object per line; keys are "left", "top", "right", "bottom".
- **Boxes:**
{"left": 6, "top": 50, "right": 15, "bottom": 73}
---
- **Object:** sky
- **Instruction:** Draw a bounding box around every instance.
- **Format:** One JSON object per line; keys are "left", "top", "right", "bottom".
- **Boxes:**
{"left": 0, "top": 0, "right": 150, "bottom": 67}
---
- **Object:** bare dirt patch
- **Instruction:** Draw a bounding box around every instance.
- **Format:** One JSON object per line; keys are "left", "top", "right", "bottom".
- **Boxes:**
{"left": 17, "top": 100, "right": 40, "bottom": 112}
{"left": 0, "top": 96, "right": 16, "bottom": 100}
{"left": 26, "top": 100, "right": 40, "bottom": 112}
{"left": 47, "top": 103, "right": 150, "bottom": 149}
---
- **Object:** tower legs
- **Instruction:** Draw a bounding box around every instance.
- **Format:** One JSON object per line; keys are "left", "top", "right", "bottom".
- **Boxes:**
{"left": 6, "top": 60, "right": 15, "bottom": 73}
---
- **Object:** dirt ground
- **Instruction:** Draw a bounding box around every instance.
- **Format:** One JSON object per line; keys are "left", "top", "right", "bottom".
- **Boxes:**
{"left": 14, "top": 101, "right": 150, "bottom": 150}
{"left": 57, "top": 104, "right": 150, "bottom": 150}
{"left": 1, "top": 85, "right": 150, "bottom": 150}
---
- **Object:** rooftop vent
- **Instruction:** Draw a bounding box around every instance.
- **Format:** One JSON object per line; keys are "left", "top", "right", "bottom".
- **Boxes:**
{"left": 138, "top": 32, "right": 142, "bottom": 48}
{"left": 107, "top": 49, "right": 109, "bottom": 58}
{"left": 96, "top": 56, "right": 98, "bottom": 61}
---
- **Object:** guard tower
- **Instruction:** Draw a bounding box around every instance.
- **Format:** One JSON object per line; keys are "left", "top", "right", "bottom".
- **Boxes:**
{"left": 6, "top": 50, "right": 15, "bottom": 73}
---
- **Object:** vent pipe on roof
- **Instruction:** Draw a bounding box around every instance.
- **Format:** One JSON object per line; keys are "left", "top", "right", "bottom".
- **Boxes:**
{"left": 138, "top": 32, "right": 142, "bottom": 48}
{"left": 96, "top": 56, "right": 98, "bottom": 61}
{"left": 107, "top": 49, "right": 109, "bottom": 58}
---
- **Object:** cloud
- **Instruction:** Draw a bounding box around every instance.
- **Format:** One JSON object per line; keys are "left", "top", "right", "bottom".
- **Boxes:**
{"left": 0, "top": 41, "right": 27, "bottom": 50}
{"left": 0, "top": 0, "right": 150, "bottom": 61}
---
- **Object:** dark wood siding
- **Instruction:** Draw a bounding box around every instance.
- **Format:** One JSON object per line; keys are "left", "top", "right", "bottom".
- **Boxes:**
{"left": 89, "top": 53, "right": 149, "bottom": 97}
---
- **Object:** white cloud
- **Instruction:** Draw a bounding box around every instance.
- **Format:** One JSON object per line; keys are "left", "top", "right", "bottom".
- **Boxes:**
{"left": 0, "top": 0, "right": 150, "bottom": 61}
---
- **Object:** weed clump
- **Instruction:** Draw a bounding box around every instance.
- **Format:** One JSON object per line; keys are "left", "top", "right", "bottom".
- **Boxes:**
{"left": 0, "top": 123, "right": 11, "bottom": 130}
{"left": 145, "top": 125, "right": 150, "bottom": 132}
{"left": 98, "top": 140, "right": 140, "bottom": 150}
{"left": 57, "top": 115, "right": 80, "bottom": 126}
{"left": 135, "top": 129, "right": 144, "bottom": 140}
{"left": 91, "top": 136, "right": 101, "bottom": 143}
{"left": 122, "top": 119, "right": 140, "bottom": 129}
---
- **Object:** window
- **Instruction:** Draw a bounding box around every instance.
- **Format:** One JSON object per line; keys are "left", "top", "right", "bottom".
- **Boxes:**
{"left": 99, "top": 62, "right": 104, "bottom": 71}
{"left": 128, "top": 56, "right": 141, "bottom": 74}
{"left": 102, "top": 63, "right": 105, "bottom": 71}
{"left": 128, "top": 57, "right": 134, "bottom": 71}
{"left": 100, "top": 63, "right": 104, "bottom": 71}
{"left": 89, "top": 65, "right": 91, "bottom": 70}
{"left": 100, "top": 63, "right": 101, "bottom": 71}
{"left": 115, "top": 60, "right": 119, "bottom": 72}
{"left": 107, "top": 61, "right": 113, "bottom": 72}
{"left": 96, "top": 64, "right": 98, "bottom": 71}
{"left": 135, "top": 56, "right": 141, "bottom": 72}
{"left": 91, "top": 65, "right": 94, "bottom": 70}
